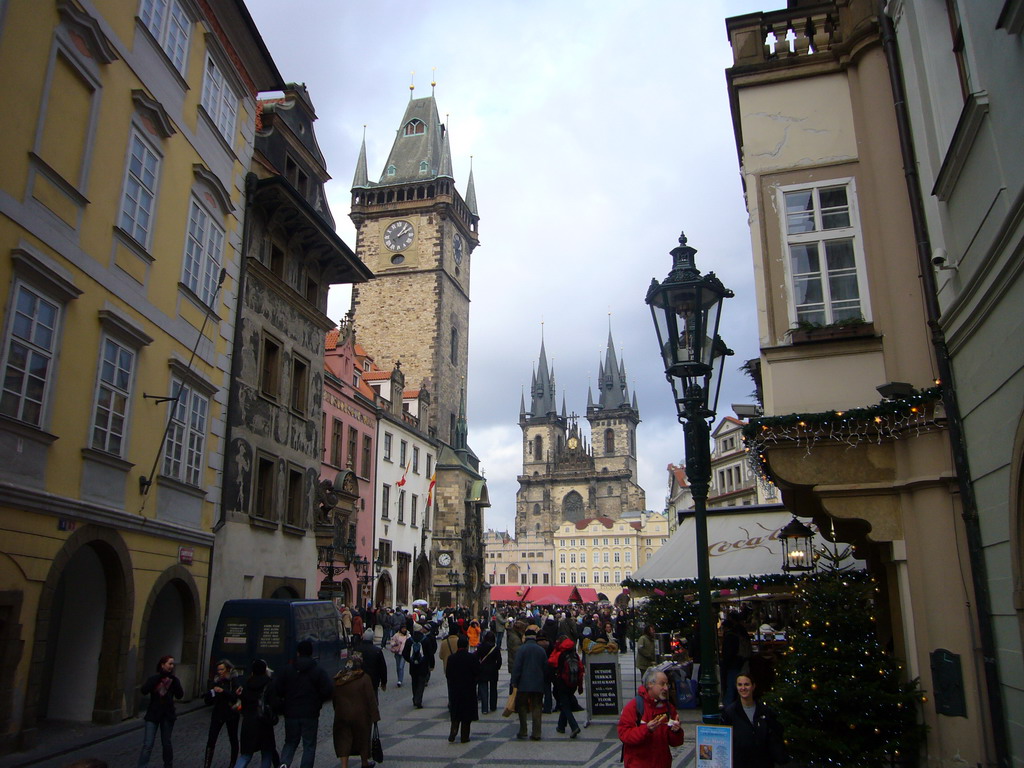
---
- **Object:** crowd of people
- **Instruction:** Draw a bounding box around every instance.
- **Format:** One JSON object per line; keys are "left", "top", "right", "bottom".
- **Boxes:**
{"left": 131, "top": 602, "right": 784, "bottom": 768}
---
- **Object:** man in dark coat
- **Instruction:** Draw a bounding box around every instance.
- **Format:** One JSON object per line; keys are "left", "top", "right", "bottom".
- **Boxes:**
{"left": 510, "top": 627, "right": 548, "bottom": 740}
{"left": 445, "top": 635, "right": 480, "bottom": 743}
{"left": 274, "top": 640, "right": 332, "bottom": 768}
{"left": 354, "top": 629, "right": 388, "bottom": 694}
{"left": 236, "top": 659, "right": 278, "bottom": 768}
{"left": 403, "top": 625, "right": 435, "bottom": 708}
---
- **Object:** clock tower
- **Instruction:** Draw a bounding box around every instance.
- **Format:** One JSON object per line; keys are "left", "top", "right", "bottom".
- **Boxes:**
{"left": 349, "top": 95, "right": 479, "bottom": 442}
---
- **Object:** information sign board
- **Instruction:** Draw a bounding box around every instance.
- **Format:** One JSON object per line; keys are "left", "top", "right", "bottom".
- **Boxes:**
{"left": 585, "top": 653, "right": 621, "bottom": 722}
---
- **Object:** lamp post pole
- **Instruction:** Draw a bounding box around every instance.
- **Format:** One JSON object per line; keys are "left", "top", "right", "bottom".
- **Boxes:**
{"left": 646, "top": 232, "right": 733, "bottom": 724}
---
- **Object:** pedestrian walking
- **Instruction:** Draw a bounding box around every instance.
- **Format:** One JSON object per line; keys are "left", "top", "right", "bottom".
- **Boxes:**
{"left": 353, "top": 630, "right": 388, "bottom": 694}
{"left": 510, "top": 627, "right": 547, "bottom": 741}
{"left": 340, "top": 605, "right": 353, "bottom": 640}
{"left": 506, "top": 618, "right": 526, "bottom": 693}
{"left": 466, "top": 619, "right": 481, "bottom": 649}
{"left": 402, "top": 625, "right": 434, "bottom": 708}
{"left": 719, "top": 674, "right": 787, "bottom": 768}
{"left": 273, "top": 640, "right": 332, "bottom": 768}
{"left": 493, "top": 608, "right": 507, "bottom": 651}
{"left": 476, "top": 630, "right": 501, "bottom": 714}
{"left": 549, "top": 636, "right": 583, "bottom": 738}
{"left": 331, "top": 652, "right": 380, "bottom": 768}
{"left": 617, "top": 668, "right": 684, "bottom": 768}
{"left": 203, "top": 659, "right": 240, "bottom": 768}
{"left": 137, "top": 655, "right": 184, "bottom": 768}
{"left": 439, "top": 618, "right": 461, "bottom": 671}
{"left": 387, "top": 625, "right": 410, "bottom": 687}
{"left": 445, "top": 635, "right": 480, "bottom": 743}
{"left": 636, "top": 624, "right": 658, "bottom": 674}
{"left": 233, "top": 660, "right": 278, "bottom": 768}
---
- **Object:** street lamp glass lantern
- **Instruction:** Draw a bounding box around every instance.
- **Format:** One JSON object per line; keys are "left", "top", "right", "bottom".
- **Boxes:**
{"left": 646, "top": 233, "right": 734, "bottom": 417}
{"left": 780, "top": 517, "right": 816, "bottom": 572}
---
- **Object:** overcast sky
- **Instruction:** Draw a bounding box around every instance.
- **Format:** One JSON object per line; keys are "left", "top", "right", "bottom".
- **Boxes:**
{"left": 246, "top": 1, "right": 769, "bottom": 535}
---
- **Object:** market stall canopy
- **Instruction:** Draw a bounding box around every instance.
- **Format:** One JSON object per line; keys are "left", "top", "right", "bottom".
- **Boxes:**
{"left": 632, "top": 507, "right": 858, "bottom": 585}
{"left": 525, "top": 585, "right": 583, "bottom": 605}
{"left": 577, "top": 588, "right": 599, "bottom": 602}
{"left": 489, "top": 585, "right": 531, "bottom": 602}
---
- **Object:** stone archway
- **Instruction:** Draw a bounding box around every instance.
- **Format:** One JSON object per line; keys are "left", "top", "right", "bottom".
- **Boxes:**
{"left": 375, "top": 571, "right": 393, "bottom": 608}
{"left": 563, "top": 491, "right": 584, "bottom": 523}
{"left": 27, "top": 525, "right": 133, "bottom": 733}
{"left": 137, "top": 566, "right": 201, "bottom": 706}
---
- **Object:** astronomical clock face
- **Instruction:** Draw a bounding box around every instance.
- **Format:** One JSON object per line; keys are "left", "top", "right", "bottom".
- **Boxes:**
{"left": 384, "top": 220, "right": 414, "bottom": 251}
{"left": 453, "top": 233, "right": 464, "bottom": 265}
{"left": 438, "top": 552, "right": 452, "bottom": 567}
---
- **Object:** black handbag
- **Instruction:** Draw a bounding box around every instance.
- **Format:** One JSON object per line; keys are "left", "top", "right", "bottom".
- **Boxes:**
{"left": 371, "top": 722, "right": 384, "bottom": 762}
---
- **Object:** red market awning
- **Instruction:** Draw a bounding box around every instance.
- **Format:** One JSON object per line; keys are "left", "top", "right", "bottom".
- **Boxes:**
{"left": 523, "top": 586, "right": 582, "bottom": 605}
{"left": 577, "top": 588, "right": 599, "bottom": 602}
{"left": 488, "top": 585, "right": 531, "bottom": 602}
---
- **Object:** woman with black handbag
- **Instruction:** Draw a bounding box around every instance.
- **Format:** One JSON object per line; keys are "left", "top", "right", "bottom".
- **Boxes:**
{"left": 233, "top": 659, "right": 278, "bottom": 768}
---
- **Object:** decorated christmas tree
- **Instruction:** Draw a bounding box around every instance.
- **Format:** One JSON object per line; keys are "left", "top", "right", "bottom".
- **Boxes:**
{"left": 766, "top": 547, "right": 927, "bottom": 767}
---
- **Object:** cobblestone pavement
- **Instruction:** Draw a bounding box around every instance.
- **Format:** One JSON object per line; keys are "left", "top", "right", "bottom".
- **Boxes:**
{"left": 3, "top": 653, "right": 699, "bottom": 768}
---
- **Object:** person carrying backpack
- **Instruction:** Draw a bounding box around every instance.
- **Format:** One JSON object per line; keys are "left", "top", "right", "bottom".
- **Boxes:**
{"left": 402, "top": 625, "right": 434, "bottom": 708}
{"left": 549, "top": 635, "right": 583, "bottom": 738}
{"left": 234, "top": 659, "right": 278, "bottom": 768}
{"left": 273, "top": 640, "right": 332, "bottom": 768}
{"left": 617, "top": 668, "right": 684, "bottom": 768}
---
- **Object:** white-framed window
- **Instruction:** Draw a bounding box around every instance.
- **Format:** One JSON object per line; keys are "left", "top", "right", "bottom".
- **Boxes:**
{"left": 163, "top": 377, "right": 209, "bottom": 486}
{"left": 119, "top": 130, "right": 160, "bottom": 247}
{"left": 603, "top": 552, "right": 609, "bottom": 563}
{"left": 580, "top": 551, "right": 587, "bottom": 564}
{"left": 0, "top": 284, "right": 60, "bottom": 426}
{"left": 625, "top": 550, "right": 632, "bottom": 563}
{"left": 139, "top": 0, "right": 191, "bottom": 74}
{"left": 182, "top": 199, "right": 224, "bottom": 305}
{"left": 559, "top": 553, "right": 566, "bottom": 564}
{"left": 383, "top": 432, "right": 393, "bottom": 460}
{"left": 614, "top": 551, "right": 621, "bottom": 563}
{"left": 560, "top": 572, "right": 566, "bottom": 584}
{"left": 201, "top": 54, "right": 237, "bottom": 143}
{"left": 780, "top": 179, "right": 868, "bottom": 326}
{"left": 398, "top": 489, "right": 406, "bottom": 523}
{"left": 90, "top": 338, "right": 135, "bottom": 455}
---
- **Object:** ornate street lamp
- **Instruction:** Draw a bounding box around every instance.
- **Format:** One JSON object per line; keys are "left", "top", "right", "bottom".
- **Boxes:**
{"left": 780, "top": 517, "right": 816, "bottom": 572}
{"left": 647, "top": 232, "right": 734, "bottom": 724}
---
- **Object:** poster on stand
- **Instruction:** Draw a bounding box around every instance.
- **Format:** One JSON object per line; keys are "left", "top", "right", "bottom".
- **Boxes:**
{"left": 696, "top": 724, "right": 732, "bottom": 768}
{"left": 584, "top": 653, "right": 621, "bottom": 723}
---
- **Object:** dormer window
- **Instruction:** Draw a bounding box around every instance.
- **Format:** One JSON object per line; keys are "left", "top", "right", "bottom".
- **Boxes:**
{"left": 403, "top": 119, "right": 426, "bottom": 136}
{"left": 386, "top": 165, "right": 396, "bottom": 177}
{"left": 419, "top": 160, "right": 429, "bottom": 174}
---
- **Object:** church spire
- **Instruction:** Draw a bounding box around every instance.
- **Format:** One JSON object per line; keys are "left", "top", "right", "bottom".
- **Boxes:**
{"left": 378, "top": 96, "right": 447, "bottom": 184}
{"left": 528, "top": 338, "right": 558, "bottom": 417}
{"left": 454, "top": 384, "right": 469, "bottom": 455}
{"left": 352, "top": 131, "right": 368, "bottom": 189}
{"left": 465, "top": 160, "right": 478, "bottom": 215}
{"left": 596, "top": 329, "right": 631, "bottom": 411}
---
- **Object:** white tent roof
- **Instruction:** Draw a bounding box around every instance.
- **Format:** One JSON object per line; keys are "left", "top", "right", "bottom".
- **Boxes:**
{"left": 633, "top": 507, "right": 816, "bottom": 582}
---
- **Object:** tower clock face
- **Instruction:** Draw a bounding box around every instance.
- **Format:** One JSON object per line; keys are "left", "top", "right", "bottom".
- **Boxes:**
{"left": 567, "top": 437, "right": 579, "bottom": 450}
{"left": 438, "top": 552, "right": 452, "bottom": 567}
{"left": 383, "top": 220, "right": 414, "bottom": 251}
{"left": 453, "top": 233, "right": 464, "bottom": 265}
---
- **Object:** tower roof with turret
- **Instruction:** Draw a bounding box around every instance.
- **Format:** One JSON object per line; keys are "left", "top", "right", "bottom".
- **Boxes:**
{"left": 376, "top": 96, "right": 453, "bottom": 185}
{"left": 594, "top": 330, "right": 635, "bottom": 412}
{"left": 527, "top": 339, "right": 559, "bottom": 418}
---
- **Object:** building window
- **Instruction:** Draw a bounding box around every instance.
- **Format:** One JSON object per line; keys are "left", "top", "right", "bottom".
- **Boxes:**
{"left": 291, "top": 356, "right": 308, "bottom": 414}
{"left": 347, "top": 427, "right": 358, "bottom": 469}
{"left": 286, "top": 466, "right": 304, "bottom": 527}
{"left": 614, "top": 551, "right": 621, "bottom": 563}
{"left": 182, "top": 199, "right": 224, "bottom": 306}
{"left": 560, "top": 553, "right": 566, "bottom": 564}
{"left": 412, "top": 446, "right": 420, "bottom": 473}
{"left": 260, "top": 335, "right": 280, "bottom": 400}
{"left": 139, "top": 0, "right": 191, "bottom": 74}
{"left": 615, "top": 571, "right": 621, "bottom": 582}
{"left": 533, "top": 435, "right": 542, "bottom": 459}
{"left": 560, "top": 572, "right": 566, "bottom": 584}
{"left": 450, "top": 327, "right": 458, "bottom": 365}
{"left": 570, "top": 572, "right": 577, "bottom": 584}
{"left": 383, "top": 432, "right": 393, "bottom": 461}
{"left": 398, "top": 489, "right": 406, "bottom": 523}
{"left": 378, "top": 539, "right": 392, "bottom": 567}
{"left": 381, "top": 484, "right": 390, "bottom": 519}
{"left": 330, "top": 418, "right": 342, "bottom": 466}
{"left": 1, "top": 285, "right": 60, "bottom": 426}
{"left": 603, "top": 552, "right": 609, "bottom": 563}
{"left": 400, "top": 440, "right": 408, "bottom": 469}
{"left": 254, "top": 454, "right": 275, "bottom": 519}
{"left": 119, "top": 130, "right": 160, "bottom": 247}
{"left": 500, "top": 574, "right": 506, "bottom": 585}
{"left": 201, "top": 55, "right": 237, "bottom": 142}
{"left": 781, "top": 181, "right": 867, "bottom": 327}
{"left": 411, "top": 495, "right": 418, "bottom": 526}
{"left": 532, "top": 573, "right": 538, "bottom": 584}
{"left": 386, "top": 165, "right": 396, "bottom": 177}
{"left": 426, "top": 453, "right": 433, "bottom": 479}
{"left": 361, "top": 435, "right": 372, "bottom": 478}
{"left": 543, "top": 573, "right": 550, "bottom": 584}
{"left": 162, "top": 378, "right": 208, "bottom": 486}
{"left": 580, "top": 552, "right": 587, "bottom": 564}
{"left": 625, "top": 550, "right": 632, "bottom": 563}
{"left": 90, "top": 338, "right": 135, "bottom": 455}
{"left": 419, "top": 160, "right": 429, "bottom": 174}
{"left": 604, "top": 428, "right": 614, "bottom": 455}
{"left": 403, "top": 119, "right": 426, "bottom": 136}
{"left": 570, "top": 553, "right": 576, "bottom": 564}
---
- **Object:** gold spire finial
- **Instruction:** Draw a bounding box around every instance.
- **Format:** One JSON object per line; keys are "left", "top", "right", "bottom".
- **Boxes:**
{"left": 431, "top": 66, "right": 437, "bottom": 95}
{"left": 409, "top": 71, "right": 415, "bottom": 100}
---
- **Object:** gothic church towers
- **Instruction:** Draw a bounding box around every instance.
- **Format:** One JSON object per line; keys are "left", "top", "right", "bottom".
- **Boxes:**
{"left": 515, "top": 332, "right": 646, "bottom": 541}
{"left": 349, "top": 95, "right": 479, "bottom": 442}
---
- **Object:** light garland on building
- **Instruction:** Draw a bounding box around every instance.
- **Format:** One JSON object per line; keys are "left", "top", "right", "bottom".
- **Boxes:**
{"left": 741, "top": 386, "right": 944, "bottom": 484}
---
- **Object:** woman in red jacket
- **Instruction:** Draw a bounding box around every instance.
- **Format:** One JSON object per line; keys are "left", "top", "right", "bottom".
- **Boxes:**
{"left": 617, "top": 668, "right": 685, "bottom": 768}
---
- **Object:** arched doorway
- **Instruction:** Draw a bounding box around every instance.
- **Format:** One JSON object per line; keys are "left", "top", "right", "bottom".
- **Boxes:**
{"left": 270, "top": 585, "right": 300, "bottom": 599}
{"left": 375, "top": 571, "right": 392, "bottom": 608}
{"left": 30, "top": 526, "right": 133, "bottom": 727}
{"left": 138, "top": 566, "right": 201, "bottom": 703}
{"left": 340, "top": 578, "right": 353, "bottom": 608}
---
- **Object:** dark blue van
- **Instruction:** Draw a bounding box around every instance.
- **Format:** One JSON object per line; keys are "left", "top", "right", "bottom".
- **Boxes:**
{"left": 210, "top": 599, "right": 348, "bottom": 678}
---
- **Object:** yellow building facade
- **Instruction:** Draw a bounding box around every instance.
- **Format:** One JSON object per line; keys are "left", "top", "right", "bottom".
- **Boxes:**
{"left": 0, "top": 0, "right": 281, "bottom": 751}
{"left": 553, "top": 513, "right": 669, "bottom": 596}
